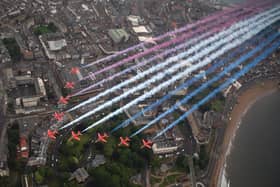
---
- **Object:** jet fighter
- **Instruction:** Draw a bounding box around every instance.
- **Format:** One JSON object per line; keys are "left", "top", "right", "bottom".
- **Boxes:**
{"left": 118, "top": 137, "right": 130, "bottom": 147}
{"left": 65, "top": 82, "right": 75, "bottom": 89}
{"left": 141, "top": 139, "right": 153, "bottom": 149}
{"left": 47, "top": 130, "right": 58, "bottom": 140}
{"left": 58, "top": 96, "right": 70, "bottom": 105}
{"left": 70, "top": 67, "right": 80, "bottom": 75}
{"left": 53, "top": 112, "right": 64, "bottom": 121}
{"left": 96, "top": 132, "right": 109, "bottom": 143}
{"left": 70, "top": 131, "right": 82, "bottom": 141}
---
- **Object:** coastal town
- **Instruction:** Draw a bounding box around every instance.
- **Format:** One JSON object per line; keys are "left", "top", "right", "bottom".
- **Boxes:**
{"left": 0, "top": 0, "right": 279, "bottom": 187}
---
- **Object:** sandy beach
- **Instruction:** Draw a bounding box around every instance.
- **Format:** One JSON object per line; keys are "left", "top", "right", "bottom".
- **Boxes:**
{"left": 210, "top": 79, "right": 280, "bottom": 187}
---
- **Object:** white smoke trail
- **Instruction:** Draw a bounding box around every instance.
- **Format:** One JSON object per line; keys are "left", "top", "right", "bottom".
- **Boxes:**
{"left": 81, "top": 9, "right": 280, "bottom": 132}
{"left": 60, "top": 7, "right": 280, "bottom": 130}
{"left": 67, "top": 7, "right": 278, "bottom": 113}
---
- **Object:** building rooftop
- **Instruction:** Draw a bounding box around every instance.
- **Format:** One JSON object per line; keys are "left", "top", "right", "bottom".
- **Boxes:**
{"left": 69, "top": 167, "right": 89, "bottom": 183}
{"left": 47, "top": 39, "right": 67, "bottom": 51}
{"left": 88, "top": 154, "right": 106, "bottom": 168}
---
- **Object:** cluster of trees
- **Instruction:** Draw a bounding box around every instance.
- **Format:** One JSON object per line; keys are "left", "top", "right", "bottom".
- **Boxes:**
{"left": 34, "top": 166, "right": 69, "bottom": 186}
{"left": 189, "top": 82, "right": 225, "bottom": 113}
{"left": 2, "top": 122, "right": 23, "bottom": 186}
{"left": 194, "top": 145, "right": 209, "bottom": 170}
{"left": 54, "top": 117, "right": 154, "bottom": 187}
{"left": 2, "top": 38, "right": 21, "bottom": 62}
{"left": 58, "top": 133, "right": 92, "bottom": 171}
{"left": 33, "top": 23, "right": 58, "bottom": 36}
{"left": 88, "top": 164, "right": 140, "bottom": 187}
{"left": 7, "top": 122, "right": 20, "bottom": 170}
{"left": 176, "top": 155, "right": 190, "bottom": 172}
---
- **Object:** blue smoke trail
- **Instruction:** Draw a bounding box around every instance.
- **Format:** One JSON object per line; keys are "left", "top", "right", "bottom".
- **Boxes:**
{"left": 67, "top": 6, "right": 280, "bottom": 113}
{"left": 81, "top": 9, "right": 280, "bottom": 132}
{"left": 61, "top": 7, "right": 280, "bottom": 131}
{"left": 153, "top": 39, "right": 280, "bottom": 139}
{"left": 111, "top": 23, "right": 279, "bottom": 133}
{"left": 130, "top": 32, "right": 280, "bottom": 137}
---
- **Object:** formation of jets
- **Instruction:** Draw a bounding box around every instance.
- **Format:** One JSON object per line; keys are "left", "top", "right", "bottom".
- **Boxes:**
{"left": 48, "top": 67, "right": 152, "bottom": 149}
{"left": 47, "top": 128, "right": 152, "bottom": 149}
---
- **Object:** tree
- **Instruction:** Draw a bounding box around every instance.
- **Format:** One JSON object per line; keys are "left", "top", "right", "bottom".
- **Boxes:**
{"left": 47, "top": 22, "right": 58, "bottom": 32}
{"left": 7, "top": 122, "right": 20, "bottom": 170}
{"left": 35, "top": 171, "right": 44, "bottom": 184}
{"left": 2, "top": 38, "right": 21, "bottom": 62}
{"left": 33, "top": 23, "right": 58, "bottom": 36}
{"left": 151, "top": 157, "right": 161, "bottom": 170}
{"left": 195, "top": 145, "right": 209, "bottom": 170}
{"left": 103, "top": 138, "right": 116, "bottom": 158}
{"left": 91, "top": 167, "right": 121, "bottom": 187}
{"left": 176, "top": 155, "right": 189, "bottom": 172}
{"left": 211, "top": 99, "right": 224, "bottom": 112}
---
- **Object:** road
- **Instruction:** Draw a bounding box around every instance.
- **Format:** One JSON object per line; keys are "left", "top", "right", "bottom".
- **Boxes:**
{"left": 0, "top": 99, "right": 8, "bottom": 163}
{"left": 144, "top": 165, "right": 151, "bottom": 187}
{"left": 188, "top": 156, "right": 196, "bottom": 187}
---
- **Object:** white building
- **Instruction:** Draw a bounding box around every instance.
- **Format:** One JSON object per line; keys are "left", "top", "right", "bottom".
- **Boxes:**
{"left": 132, "top": 26, "right": 152, "bottom": 34}
{"left": 47, "top": 39, "right": 67, "bottom": 51}
{"left": 152, "top": 141, "right": 178, "bottom": 154}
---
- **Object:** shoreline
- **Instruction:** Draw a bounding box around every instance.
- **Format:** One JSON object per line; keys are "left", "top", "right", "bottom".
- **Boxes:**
{"left": 210, "top": 79, "right": 280, "bottom": 187}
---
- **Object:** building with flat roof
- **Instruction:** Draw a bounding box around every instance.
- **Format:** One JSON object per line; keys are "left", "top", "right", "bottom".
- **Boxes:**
{"left": 152, "top": 140, "right": 178, "bottom": 154}
{"left": 87, "top": 154, "right": 106, "bottom": 168}
{"left": 47, "top": 39, "right": 67, "bottom": 51}
{"left": 3, "top": 68, "right": 48, "bottom": 114}
{"left": 39, "top": 33, "right": 70, "bottom": 60}
{"left": 132, "top": 25, "right": 152, "bottom": 34}
{"left": 69, "top": 168, "right": 89, "bottom": 183}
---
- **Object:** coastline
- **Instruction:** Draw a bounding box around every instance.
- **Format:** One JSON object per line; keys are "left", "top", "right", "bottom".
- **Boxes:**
{"left": 210, "top": 79, "right": 280, "bottom": 187}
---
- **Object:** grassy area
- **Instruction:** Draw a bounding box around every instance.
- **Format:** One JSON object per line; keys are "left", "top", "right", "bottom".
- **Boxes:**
{"left": 160, "top": 174, "right": 180, "bottom": 187}
{"left": 211, "top": 99, "right": 225, "bottom": 112}
{"left": 34, "top": 23, "right": 58, "bottom": 36}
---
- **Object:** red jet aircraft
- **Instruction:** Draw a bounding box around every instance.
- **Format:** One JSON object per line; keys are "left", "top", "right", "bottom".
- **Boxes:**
{"left": 96, "top": 133, "right": 109, "bottom": 143}
{"left": 47, "top": 130, "right": 58, "bottom": 140}
{"left": 65, "top": 82, "right": 75, "bottom": 89}
{"left": 141, "top": 139, "right": 153, "bottom": 149}
{"left": 53, "top": 112, "right": 64, "bottom": 121}
{"left": 118, "top": 137, "right": 130, "bottom": 147}
{"left": 70, "top": 67, "right": 80, "bottom": 74}
{"left": 58, "top": 96, "right": 70, "bottom": 105}
{"left": 70, "top": 131, "right": 82, "bottom": 141}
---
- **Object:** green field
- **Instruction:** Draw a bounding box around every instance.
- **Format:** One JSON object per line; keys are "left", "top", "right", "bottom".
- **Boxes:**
{"left": 34, "top": 23, "right": 58, "bottom": 36}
